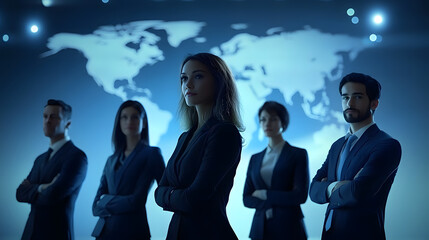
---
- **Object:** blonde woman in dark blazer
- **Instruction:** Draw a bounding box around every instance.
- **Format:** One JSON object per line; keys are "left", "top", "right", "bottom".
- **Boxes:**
{"left": 155, "top": 53, "right": 244, "bottom": 240}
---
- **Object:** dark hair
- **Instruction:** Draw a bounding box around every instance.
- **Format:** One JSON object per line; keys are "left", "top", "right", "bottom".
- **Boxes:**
{"left": 258, "top": 101, "right": 289, "bottom": 132}
{"left": 112, "top": 100, "right": 149, "bottom": 152}
{"left": 45, "top": 99, "right": 72, "bottom": 120}
{"left": 178, "top": 53, "right": 243, "bottom": 131}
{"left": 339, "top": 73, "right": 382, "bottom": 101}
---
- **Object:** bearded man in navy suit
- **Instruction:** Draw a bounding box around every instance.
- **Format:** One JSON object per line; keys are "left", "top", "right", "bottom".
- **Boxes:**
{"left": 310, "top": 73, "right": 401, "bottom": 240}
{"left": 16, "top": 99, "right": 88, "bottom": 240}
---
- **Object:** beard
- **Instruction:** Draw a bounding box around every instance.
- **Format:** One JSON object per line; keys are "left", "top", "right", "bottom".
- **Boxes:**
{"left": 343, "top": 104, "right": 372, "bottom": 123}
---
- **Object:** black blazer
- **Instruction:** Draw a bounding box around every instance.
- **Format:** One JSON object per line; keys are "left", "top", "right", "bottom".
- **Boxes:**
{"left": 155, "top": 117, "right": 242, "bottom": 240}
{"left": 92, "top": 141, "right": 165, "bottom": 240}
{"left": 310, "top": 124, "right": 402, "bottom": 240}
{"left": 243, "top": 142, "right": 309, "bottom": 240}
{"left": 16, "top": 141, "right": 88, "bottom": 240}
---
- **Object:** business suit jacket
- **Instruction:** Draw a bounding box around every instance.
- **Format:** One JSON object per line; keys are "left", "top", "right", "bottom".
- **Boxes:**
{"left": 155, "top": 117, "right": 242, "bottom": 240}
{"left": 92, "top": 141, "right": 165, "bottom": 240}
{"left": 16, "top": 141, "right": 88, "bottom": 240}
{"left": 243, "top": 142, "right": 309, "bottom": 240}
{"left": 309, "top": 124, "right": 401, "bottom": 240}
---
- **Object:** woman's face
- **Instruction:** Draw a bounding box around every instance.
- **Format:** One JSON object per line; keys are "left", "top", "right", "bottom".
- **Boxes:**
{"left": 259, "top": 110, "right": 283, "bottom": 138}
{"left": 181, "top": 60, "right": 216, "bottom": 108}
{"left": 120, "top": 106, "right": 143, "bottom": 137}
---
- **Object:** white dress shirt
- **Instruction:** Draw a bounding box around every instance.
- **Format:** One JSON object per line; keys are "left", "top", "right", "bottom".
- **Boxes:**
{"left": 260, "top": 141, "right": 285, "bottom": 188}
{"left": 259, "top": 141, "right": 285, "bottom": 219}
{"left": 49, "top": 136, "right": 70, "bottom": 160}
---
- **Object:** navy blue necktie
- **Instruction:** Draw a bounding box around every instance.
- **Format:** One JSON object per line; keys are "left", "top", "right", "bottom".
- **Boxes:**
{"left": 337, "top": 134, "right": 357, "bottom": 180}
{"left": 325, "top": 134, "right": 357, "bottom": 231}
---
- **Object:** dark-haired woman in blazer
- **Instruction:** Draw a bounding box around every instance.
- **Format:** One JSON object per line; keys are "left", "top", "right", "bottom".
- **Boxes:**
{"left": 92, "top": 100, "right": 165, "bottom": 240}
{"left": 244, "top": 101, "right": 309, "bottom": 240}
{"left": 155, "top": 53, "right": 244, "bottom": 240}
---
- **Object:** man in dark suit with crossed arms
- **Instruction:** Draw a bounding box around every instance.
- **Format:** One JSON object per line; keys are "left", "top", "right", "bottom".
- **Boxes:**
{"left": 16, "top": 99, "right": 87, "bottom": 240}
{"left": 310, "top": 73, "right": 401, "bottom": 240}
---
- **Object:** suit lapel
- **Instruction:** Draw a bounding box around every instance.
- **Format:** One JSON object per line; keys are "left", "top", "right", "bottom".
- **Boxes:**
{"left": 254, "top": 150, "right": 268, "bottom": 189}
{"left": 341, "top": 124, "right": 379, "bottom": 179}
{"left": 179, "top": 118, "right": 216, "bottom": 160}
{"left": 170, "top": 118, "right": 218, "bottom": 185}
{"left": 168, "top": 131, "right": 192, "bottom": 185}
{"left": 169, "top": 131, "right": 191, "bottom": 165}
{"left": 42, "top": 141, "right": 71, "bottom": 181}
{"left": 331, "top": 138, "right": 346, "bottom": 180}
{"left": 271, "top": 142, "right": 292, "bottom": 186}
{"left": 115, "top": 141, "right": 147, "bottom": 190}
{"left": 105, "top": 154, "right": 120, "bottom": 194}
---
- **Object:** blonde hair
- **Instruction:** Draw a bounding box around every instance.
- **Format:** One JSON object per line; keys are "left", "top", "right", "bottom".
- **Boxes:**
{"left": 178, "top": 53, "right": 244, "bottom": 132}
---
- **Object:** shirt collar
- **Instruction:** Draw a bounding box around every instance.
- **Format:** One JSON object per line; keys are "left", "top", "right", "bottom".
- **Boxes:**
{"left": 346, "top": 122, "right": 375, "bottom": 140}
{"left": 50, "top": 136, "right": 70, "bottom": 152}
{"left": 267, "top": 140, "right": 285, "bottom": 154}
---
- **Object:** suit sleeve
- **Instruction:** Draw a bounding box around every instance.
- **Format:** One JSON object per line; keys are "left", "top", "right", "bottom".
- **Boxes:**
{"left": 35, "top": 150, "right": 87, "bottom": 205}
{"left": 267, "top": 149, "right": 309, "bottom": 207}
{"left": 243, "top": 156, "right": 270, "bottom": 210}
{"left": 154, "top": 168, "right": 174, "bottom": 211}
{"left": 159, "top": 124, "right": 241, "bottom": 213}
{"left": 155, "top": 134, "right": 184, "bottom": 211}
{"left": 96, "top": 148, "right": 165, "bottom": 215}
{"left": 329, "top": 138, "right": 401, "bottom": 208}
{"left": 152, "top": 148, "right": 166, "bottom": 185}
{"left": 16, "top": 156, "right": 43, "bottom": 203}
{"left": 92, "top": 161, "right": 110, "bottom": 217}
{"left": 309, "top": 146, "right": 336, "bottom": 204}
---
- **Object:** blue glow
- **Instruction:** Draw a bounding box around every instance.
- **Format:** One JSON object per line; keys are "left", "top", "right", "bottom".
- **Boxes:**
{"left": 369, "top": 34, "right": 377, "bottom": 42}
{"left": 3, "top": 2, "right": 427, "bottom": 239}
{"left": 373, "top": 14, "right": 383, "bottom": 24}
{"left": 102, "top": 0, "right": 109, "bottom": 3}
{"left": 347, "top": 8, "right": 355, "bottom": 16}
{"left": 42, "top": 0, "right": 53, "bottom": 7}
{"left": 30, "top": 25, "right": 39, "bottom": 33}
{"left": 2, "top": 34, "right": 9, "bottom": 42}
{"left": 376, "top": 34, "right": 383, "bottom": 42}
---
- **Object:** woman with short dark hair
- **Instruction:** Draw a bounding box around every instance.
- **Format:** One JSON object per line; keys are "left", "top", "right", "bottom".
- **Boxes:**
{"left": 244, "top": 101, "right": 309, "bottom": 240}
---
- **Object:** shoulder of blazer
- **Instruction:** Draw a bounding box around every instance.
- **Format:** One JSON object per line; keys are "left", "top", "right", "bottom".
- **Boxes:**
{"left": 147, "top": 145, "right": 162, "bottom": 154}
{"left": 283, "top": 143, "right": 308, "bottom": 163}
{"left": 284, "top": 141, "right": 307, "bottom": 153}
{"left": 252, "top": 149, "right": 266, "bottom": 158}
{"left": 58, "top": 141, "right": 87, "bottom": 161}
{"left": 364, "top": 124, "right": 381, "bottom": 137}
{"left": 367, "top": 124, "right": 396, "bottom": 141}
{"left": 204, "top": 118, "right": 241, "bottom": 141}
{"left": 362, "top": 124, "right": 400, "bottom": 150}
{"left": 67, "top": 141, "right": 86, "bottom": 156}
{"left": 143, "top": 146, "right": 164, "bottom": 163}
{"left": 250, "top": 149, "right": 266, "bottom": 165}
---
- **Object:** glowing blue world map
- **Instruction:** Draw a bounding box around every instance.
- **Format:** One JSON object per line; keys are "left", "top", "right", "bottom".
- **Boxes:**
{"left": 43, "top": 20, "right": 370, "bottom": 149}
